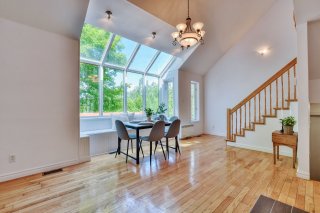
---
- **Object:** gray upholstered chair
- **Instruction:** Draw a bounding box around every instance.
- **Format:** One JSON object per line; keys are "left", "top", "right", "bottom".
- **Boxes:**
{"left": 163, "top": 119, "right": 181, "bottom": 158}
{"left": 169, "top": 116, "right": 179, "bottom": 122}
{"left": 140, "top": 121, "right": 166, "bottom": 164}
{"left": 114, "top": 120, "right": 136, "bottom": 163}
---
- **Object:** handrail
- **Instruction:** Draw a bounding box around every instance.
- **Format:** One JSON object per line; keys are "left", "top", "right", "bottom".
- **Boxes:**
{"left": 231, "top": 58, "right": 297, "bottom": 113}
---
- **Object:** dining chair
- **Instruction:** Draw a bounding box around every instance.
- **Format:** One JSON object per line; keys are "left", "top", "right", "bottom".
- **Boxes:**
{"left": 140, "top": 121, "right": 166, "bottom": 164}
{"left": 114, "top": 120, "right": 136, "bottom": 163}
{"left": 169, "top": 116, "right": 179, "bottom": 122}
{"left": 163, "top": 119, "right": 181, "bottom": 158}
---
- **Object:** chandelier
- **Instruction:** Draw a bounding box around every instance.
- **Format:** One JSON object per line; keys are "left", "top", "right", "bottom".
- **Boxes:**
{"left": 171, "top": 0, "right": 205, "bottom": 50}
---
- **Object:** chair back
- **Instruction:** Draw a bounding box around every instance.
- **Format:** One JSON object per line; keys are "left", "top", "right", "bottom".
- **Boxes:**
{"left": 166, "top": 119, "right": 181, "bottom": 138}
{"left": 149, "top": 121, "right": 165, "bottom": 141}
{"left": 169, "top": 116, "right": 179, "bottom": 122}
{"left": 115, "top": 120, "right": 130, "bottom": 140}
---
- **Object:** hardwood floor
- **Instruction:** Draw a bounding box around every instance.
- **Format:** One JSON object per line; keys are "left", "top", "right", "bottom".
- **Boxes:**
{"left": 0, "top": 135, "right": 319, "bottom": 213}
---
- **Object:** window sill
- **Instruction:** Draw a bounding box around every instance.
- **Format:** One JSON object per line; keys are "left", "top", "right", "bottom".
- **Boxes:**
{"left": 191, "top": 120, "right": 200, "bottom": 123}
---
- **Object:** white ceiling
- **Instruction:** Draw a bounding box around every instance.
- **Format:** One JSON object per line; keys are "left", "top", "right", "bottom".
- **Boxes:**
{"left": 128, "top": 0, "right": 277, "bottom": 75}
{"left": 294, "top": 0, "right": 320, "bottom": 24}
{"left": 0, "top": 0, "right": 89, "bottom": 39}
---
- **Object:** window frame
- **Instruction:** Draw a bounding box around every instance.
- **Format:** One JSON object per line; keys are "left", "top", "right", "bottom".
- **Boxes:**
{"left": 191, "top": 81, "right": 200, "bottom": 122}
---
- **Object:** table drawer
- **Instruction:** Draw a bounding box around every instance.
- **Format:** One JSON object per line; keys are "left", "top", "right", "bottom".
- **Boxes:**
{"left": 272, "top": 134, "right": 297, "bottom": 146}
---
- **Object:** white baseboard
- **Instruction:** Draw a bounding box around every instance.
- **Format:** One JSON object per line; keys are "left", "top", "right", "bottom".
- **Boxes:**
{"left": 296, "top": 169, "right": 310, "bottom": 180}
{"left": 0, "top": 159, "right": 81, "bottom": 183}
{"left": 227, "top": 142, "right": 292, "bottom": 157}
{"left": 204, "top": 130, "right": 226, "bottom": 137}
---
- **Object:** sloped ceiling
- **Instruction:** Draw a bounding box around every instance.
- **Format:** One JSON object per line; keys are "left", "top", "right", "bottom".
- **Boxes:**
{"left": 0, "top": 0, "right": 89, "bottom": 39}
{"left": 128, "top": 0, "right": 276, "bottom": 75}
{"left": 294, "top": 0, "right": 320, "bottom": 24}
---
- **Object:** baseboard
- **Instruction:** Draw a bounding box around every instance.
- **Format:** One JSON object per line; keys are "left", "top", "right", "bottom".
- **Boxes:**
{"left": 296, "top": 169, "right": 310, "bottom": 180}
{"left": 204, "top": 130, "right": 226, "bottom": 137}
{"left": 227, "top": 142, "right": 292, "bottom": 157}
{"left": 0, "top": 159, "right": 81, "bottom": 183}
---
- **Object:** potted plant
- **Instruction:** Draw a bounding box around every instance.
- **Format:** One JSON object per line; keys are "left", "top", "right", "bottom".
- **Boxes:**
{"left": 156, "top": 103, "right": 167, "bottom": 121}
{"left": 144, "top": 108, "right": 154, "bottom": 122}
{"left": 280, "top": 116, "right": 297, "bottom": 135}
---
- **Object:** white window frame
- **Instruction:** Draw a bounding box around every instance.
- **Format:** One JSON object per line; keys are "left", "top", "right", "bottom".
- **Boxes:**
{"left": 191, "top": 81, "right": 200, "bottom": 122}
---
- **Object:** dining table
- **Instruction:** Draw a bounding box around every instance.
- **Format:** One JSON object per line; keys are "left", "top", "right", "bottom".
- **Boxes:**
{"left": 122, "top": 121, "right": 171, "bottom": 164}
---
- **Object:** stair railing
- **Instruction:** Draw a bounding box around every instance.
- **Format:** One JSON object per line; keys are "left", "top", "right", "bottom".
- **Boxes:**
{"left": 226, "top": 58, "right": 297, "bottom": 142}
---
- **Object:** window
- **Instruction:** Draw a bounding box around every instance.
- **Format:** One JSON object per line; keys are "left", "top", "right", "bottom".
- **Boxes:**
{"left": 167, "top": 82, "right": 174, "bottom": 117}
{"left": 103, "top": 68, "right": 124, "bottom": 115}
{"left": 79, "top": 23, "right": 176, "bottom": 117}
{"left": 191, "top": 81, "right": 199, "bottom": 121}
{"left": 145, "top": 76, "right": 159, "bottom": 112}
{"left": 80, "top": 63, "right": 100, "bottom": 116}
{"left": 126, "top": 72, "right": 143, "bottom": 112}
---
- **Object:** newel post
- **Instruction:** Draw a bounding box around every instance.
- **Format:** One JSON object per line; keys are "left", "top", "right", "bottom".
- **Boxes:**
{"left": 227, "top": 108, "right": 231, "bottom": 140}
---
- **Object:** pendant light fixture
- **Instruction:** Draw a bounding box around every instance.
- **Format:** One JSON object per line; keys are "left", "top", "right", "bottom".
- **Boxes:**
{"left": 171, "top": 0, "right": 205, "bottom": 50}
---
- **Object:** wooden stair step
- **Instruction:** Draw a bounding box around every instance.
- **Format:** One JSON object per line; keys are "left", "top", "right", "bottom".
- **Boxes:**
{"left": 243, "top": 128, "right": 254, "bottom": 131}
{"left": 262, "top": 115, "right": 277, "bottom": 118}
{"left": 252, "top": 121, "right": 265, "bottom": 125}
{"left": 274, "top": 107, "right": 290, "bottom": 110}
{"left": 286, "top": 99, "right": 298, "bottom": 102}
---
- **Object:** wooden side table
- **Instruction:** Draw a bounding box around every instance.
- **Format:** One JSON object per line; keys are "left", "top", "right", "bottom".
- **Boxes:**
{"left": 272, "top": 130, "right": 298, "bottom": 168}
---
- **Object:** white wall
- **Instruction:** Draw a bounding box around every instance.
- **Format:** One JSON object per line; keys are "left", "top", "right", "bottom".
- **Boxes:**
{"left": 0, "top": 18, "right": 80, "bottom": 182}
{"left": 204, "top": 0, "right": 297, "bottom": 136}
{"left": 179, "top": 71, "right": 204, "bottom": 138}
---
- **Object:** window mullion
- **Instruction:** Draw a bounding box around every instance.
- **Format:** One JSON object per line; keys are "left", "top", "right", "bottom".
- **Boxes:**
{"left": 101, "top": 34, "right": 115, "bottom": 64}
{"left": 99, "top": 66, "right": 104, "bottom": 116}
{"left": 160, "top": 57, "right": 175, "bottom": 78}
{"left": 145, "top": 51, "right": 160, "bottom": 74}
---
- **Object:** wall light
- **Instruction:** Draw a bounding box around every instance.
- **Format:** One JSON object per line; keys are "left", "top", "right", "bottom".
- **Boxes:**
{"left": 106, "top": 10, "right": 112, "bottom": 20}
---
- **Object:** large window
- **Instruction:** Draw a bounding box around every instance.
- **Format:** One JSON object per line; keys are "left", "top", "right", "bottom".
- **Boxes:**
{"left": 167, "top": 82, "right": 174, "bottom": 117}
{"left": 145, "top": 76, "right": 159, "bottom": 112}
{"left": 191, "top": 81, "right": 199, "bottom": 122}
{"left": 79, "top": 24, "right": 175, "bottom": 117}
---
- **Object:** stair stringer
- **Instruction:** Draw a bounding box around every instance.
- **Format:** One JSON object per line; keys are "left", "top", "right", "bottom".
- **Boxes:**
{"left": 227, "top": 102, "right": 298, "bottom": 157}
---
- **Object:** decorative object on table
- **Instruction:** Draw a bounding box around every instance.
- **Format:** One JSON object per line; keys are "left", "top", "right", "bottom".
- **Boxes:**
{"left": 144, "top": 108, "right": 154, "bottom": 122}
{"left": 280, "top": 116, "right": 296, "bottom": 135}
{"left": 156, "top": 103, "right": 168, "bottom": 121}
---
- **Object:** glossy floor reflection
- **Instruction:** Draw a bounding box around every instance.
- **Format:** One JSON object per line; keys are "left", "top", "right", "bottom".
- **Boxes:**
{"left": 0, "top": 135, "right": 319, "bottom": 212}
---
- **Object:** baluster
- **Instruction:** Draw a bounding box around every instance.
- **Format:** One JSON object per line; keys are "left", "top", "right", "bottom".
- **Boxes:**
{"left": 236, "top": 109, "right": 238, "bottom": 135}
{"left": 281, "top": 75, "right": 284, "bottom": 108}
{"left": 294, "top": 65, "right": 297, "bottom": 100}
{"left": 288, "top": 69, "right": 291, "bottom": 105}
{"left": 276, "top": 78, "right": 279, "bottom": 108}
{"left": 270, "top": 84, "right": 272, "bottom": 115}
{"left": 254, "top": 96, "right": 256, "bottom": 122}
{"left": 245, "top": 103, "right": 247, "bottom": 129}
{"left": 240, "top": 106, "right": 242, "bottom": 134}
{"left": 264, "top": 88, "right": 267, "bottom": 116}
{"left": 249, "top": 100, "right": 251, "bottom": 129}
{"left": 231, "top": 113, "right": 233, "bottom": 140}
{"left": 259, "top": 93, "right": 261, "bottom": 122}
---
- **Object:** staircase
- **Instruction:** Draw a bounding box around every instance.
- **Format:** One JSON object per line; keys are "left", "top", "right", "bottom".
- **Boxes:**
{"left": 226, "top": 58, "right": 297, "bottom": 142}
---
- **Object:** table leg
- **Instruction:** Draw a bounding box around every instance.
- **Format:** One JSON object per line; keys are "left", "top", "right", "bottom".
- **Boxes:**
{"left": 136, "top": 129, "right": 140, "bottom": 165}
{"left": 273, "top": 144, "right": 276, "bottom": 164}
{"left": 293, "top": 147, "right": 297, "bottom": 169}
{"left": 277, "top": 145, "right": 280, "bottom": 160}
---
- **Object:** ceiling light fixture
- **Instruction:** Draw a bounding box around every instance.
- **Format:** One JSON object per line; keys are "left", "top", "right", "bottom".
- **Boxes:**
{"left": 106, "top": 10, "right": 112, "bottom": 20}
{"left": 171, "top": 0, "right": 205, "bottom": 50}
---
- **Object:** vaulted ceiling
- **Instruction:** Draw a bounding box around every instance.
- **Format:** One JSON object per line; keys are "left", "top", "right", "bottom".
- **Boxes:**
{"left": 128, "top": 0, "right": 277, "bottom": 75}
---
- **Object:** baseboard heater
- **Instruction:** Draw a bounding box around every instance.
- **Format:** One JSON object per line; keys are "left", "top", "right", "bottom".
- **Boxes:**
{"left": 42, "top": 168, "right": 63, "bottom": 176}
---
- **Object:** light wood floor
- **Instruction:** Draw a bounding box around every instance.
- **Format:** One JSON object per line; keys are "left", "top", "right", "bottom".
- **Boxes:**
{"left": 0, "top": 135, "right": 319, "bottom": 213}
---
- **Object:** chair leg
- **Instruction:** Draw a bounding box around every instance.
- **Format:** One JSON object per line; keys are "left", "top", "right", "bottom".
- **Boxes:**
{"left": 166, "top": 137, "right": 169, "bottom": 158}
{"left": 154, "top": 141, "right": 158, "bottom": 154}
{"left": 175, "top": 136, "right": 181, "bottom": 155}
{"left": 131, "top": 139, "right": 133, "bottom": 153}
{"left": 126, "top": 140, "right": 129, "bottom": 163}
{"left": 150, "top": 141, "right": 153, "bottom": 165}
{"left": 140, "top": 140, "right": 144, "bottom": 158}
{"left": 159, "top": 140, "right": 166, "bottom": 160}
{"left": 115, "top": 138, "right": 121, "bottom": 158}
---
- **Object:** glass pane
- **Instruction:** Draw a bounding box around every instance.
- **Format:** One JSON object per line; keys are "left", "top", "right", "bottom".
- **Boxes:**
{"left": 167, "top": 82, "right": 174, "bottom": 117}
{"left": 80, "top": 23, "right": 111, "bottom": 61}
{"left": 126, "top": 72, "right": 143, "bottom": 112}
{"left": 191, "top": 83, "right": 196, "bottom": 121}
{"left": 129, "top": 45, "right": 157, "bottom": 71}
{"left": 80, "top": 63, "right": 99, "bottom": 116}
{"left": 148, "top": 52, "right": 172, "bottom": 75}
{"left": 145, "top": 76, "right": 159, "bottom": 112}
{"left": 106, "top": 35, "right": 137, "bottom": 67}
{"left": 103, "top": 68, "right": 124, "bottom": 115}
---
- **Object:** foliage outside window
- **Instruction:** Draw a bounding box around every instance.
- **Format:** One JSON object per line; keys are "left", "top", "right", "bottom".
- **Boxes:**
{"left": 167, "top": 82, "right": 174, "bottom": 117}
{"left": 126, "top": 72, "right": 143, "bottom": 112}
{"left": 145, "top": 76, "right": 159, "bottom": 112}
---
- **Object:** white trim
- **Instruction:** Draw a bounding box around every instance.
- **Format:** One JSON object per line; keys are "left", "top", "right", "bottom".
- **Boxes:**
{"left": 296, "top": 169, "right": 310, "bottom": 180}
{"left": 227, "top": 142, "right": 292, "bottom": 157}
{"left": 0, "top": 159, "right": 81, "bottom": 183}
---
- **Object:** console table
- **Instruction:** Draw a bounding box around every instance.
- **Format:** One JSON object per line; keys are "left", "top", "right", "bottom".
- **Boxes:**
{"left": 272, "top": 130, "right": 298, "bottom": 168}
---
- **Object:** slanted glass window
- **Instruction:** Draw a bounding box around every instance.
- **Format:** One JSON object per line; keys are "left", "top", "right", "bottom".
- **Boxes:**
{"left": 129, "top": 45, "right": 157, "bottom": 71}
{"left": 106, "top": 35, "right": 137, "bottom": 67}
{"left": 148, "top": 52, "right": 172, "bottom": 75}
{"left": 103, "top": 68, "right": 124, "bottom": 115}
{"left": 191, "top": 81, "right": 200, "bottom": 121}
{"left": 80, "top": 24, "right": 111, "bottom": 61}
{"left": 126, "top": 72, "right": 143, "bottom": 112}
{"left": 145, "top": 76, "right": 159, "bottom": 112}
{"left": 80, "top": 63, "right": 100, "bottom": 116}
{"left": 167, "top": 82, "right": 174, "bottom": 117}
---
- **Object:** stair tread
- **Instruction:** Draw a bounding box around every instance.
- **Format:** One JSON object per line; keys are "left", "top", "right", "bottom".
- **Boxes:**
{"left": 243, "top": 128, "right": 254, "bottom": 131}
{"left": 286, "top": 99, "right": 298, "bottom": 102}
{"left": 274, "top": 107, "right": 290, "bottom": 110}
{"left": 262, "top": 115, "right": 277, "bottom": 118}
